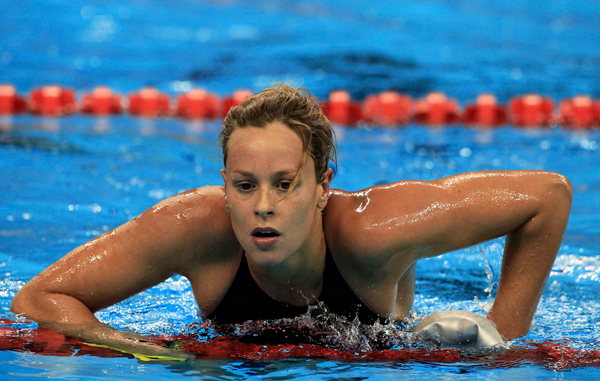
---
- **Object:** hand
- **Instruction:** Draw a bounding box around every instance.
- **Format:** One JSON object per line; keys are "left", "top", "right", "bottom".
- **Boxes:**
{"left": 84, "top": 340, "right": 196, "bottom": 361}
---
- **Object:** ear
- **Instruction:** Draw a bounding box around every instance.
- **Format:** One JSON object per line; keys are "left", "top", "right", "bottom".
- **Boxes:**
{"left": 318, "top": 168, "right": 333, "bottom": 208}
{"left": 220, "top": 169, "right": 228, "bottom": 194}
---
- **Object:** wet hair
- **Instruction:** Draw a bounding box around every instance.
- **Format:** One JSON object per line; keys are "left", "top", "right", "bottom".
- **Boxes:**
{"left": 220, "top": 84, "right": 337, "bottom": 187}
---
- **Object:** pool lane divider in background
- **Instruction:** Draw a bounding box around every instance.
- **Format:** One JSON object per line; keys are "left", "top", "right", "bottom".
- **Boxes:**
{"left": 1, "top": 319, "right": 600, "bottom": 369}
{"left": 1, "top": 84, "right": 599, "bottom": 129}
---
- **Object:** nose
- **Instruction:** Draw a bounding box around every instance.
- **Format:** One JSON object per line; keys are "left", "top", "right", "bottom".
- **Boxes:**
{"left": 254, "top": 188, "right": 275, "bottom": 218}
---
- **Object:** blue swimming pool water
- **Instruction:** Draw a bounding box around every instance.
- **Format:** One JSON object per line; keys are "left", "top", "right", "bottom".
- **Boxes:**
{"left": 2, "top": 117, "right": 599, "bottom": 379}
{"left": 2, "top": 0, "right": 600, "bottom": 379}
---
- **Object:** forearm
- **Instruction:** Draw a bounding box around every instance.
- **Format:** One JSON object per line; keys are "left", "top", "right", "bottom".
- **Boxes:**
{"left": 46, "top": 321, "right": 192, "bottom": 359}
{"left": 11, "top": 290, "right": 191, "bottom": 359}
{"left": 488, "top": 175, "right": 572, "bottom": 339}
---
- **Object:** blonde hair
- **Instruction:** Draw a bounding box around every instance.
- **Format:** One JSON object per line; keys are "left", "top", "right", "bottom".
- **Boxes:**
{"left": 220, "top": 84, "right": 337, "bottom": 187}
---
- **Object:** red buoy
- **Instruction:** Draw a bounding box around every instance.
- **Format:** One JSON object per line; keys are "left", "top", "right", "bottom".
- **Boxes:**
{"left": 128, "top": 87, "right": 171, "bottom": 117}
{"left": 322, "top": 90, "right": 363, "bottom": 126}
{"left": 363, "top": 91, "right": 412, "bottom": 126}
{"left": 176, "top": 88, "right": 220, "bottom": 119}
{"left": 557, "top": 96, "right": 600, "bottom": 129}
{"left": 509, "top": 94, "right": 554, "bottom": 127}
{"left": 462, "top": 94, "right": 507, "bottom": 127}
{"left": 221, "top": 89, "right": 253, "bottom": 117}
{"left": 81, "top": 87, "right": 122, "bottom": 116}
{"left": 414, "top": 92, "right": 460, "bottom": 125}
{"left": 29, "top": 86, "right": 76, "bottom": 116}
{"left": 0, "top": 85, "right": 27, "bottom": 115}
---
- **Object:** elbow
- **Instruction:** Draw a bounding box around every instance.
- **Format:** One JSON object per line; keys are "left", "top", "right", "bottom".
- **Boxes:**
{"left": 546, "top": 173, "right": 573, "bottom": 210}
{"left": 11, "top": 286, "right": 32, "bottom": 317}
{"left": 531, "top": 172, "right": 572, "bottom": 235}
{"left": 11, "top": 284, "right": 44, "bottom": 321}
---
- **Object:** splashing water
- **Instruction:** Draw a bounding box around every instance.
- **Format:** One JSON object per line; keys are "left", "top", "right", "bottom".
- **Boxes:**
{"left": 474, "top": 244, "right": 499, "bottom": 313}
{"left": 186, "top": 301, "right": 415, "bottom": 352}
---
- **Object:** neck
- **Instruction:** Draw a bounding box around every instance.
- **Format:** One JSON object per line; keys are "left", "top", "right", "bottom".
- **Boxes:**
{"left": 247, "top": 215, "right": 326, "bottom": 306}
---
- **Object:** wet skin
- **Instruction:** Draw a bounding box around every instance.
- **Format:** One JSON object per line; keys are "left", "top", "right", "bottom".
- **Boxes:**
{"left": 220, "top": 122, "right": 330, "bottom": 307}
{"left": 12, "top": 122, "right": 572, "bottom": 357}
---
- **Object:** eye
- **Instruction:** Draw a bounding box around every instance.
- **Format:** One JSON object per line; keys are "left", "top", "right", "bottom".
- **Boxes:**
{"left": 236, "top": 182, "right": 255, "bottom": 192}
{"left": 278, "top": 181, "right": 292, "bottom": 191}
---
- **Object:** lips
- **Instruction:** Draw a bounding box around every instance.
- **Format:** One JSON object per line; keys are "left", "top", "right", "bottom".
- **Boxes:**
{"left": 251, "top": 227, "right": 281, "bottom": 248}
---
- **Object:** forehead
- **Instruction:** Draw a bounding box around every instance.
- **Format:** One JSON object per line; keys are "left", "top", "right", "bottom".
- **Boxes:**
{"left": 226, "top": 122, "right": 306, "bottom": 171}
{"left": 228, "top": 122, "right": 301, "bottom": 150}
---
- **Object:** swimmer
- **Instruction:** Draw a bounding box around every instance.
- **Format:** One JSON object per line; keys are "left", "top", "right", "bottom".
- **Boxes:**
{"left": 11, "top": 84, "right": 572, "bottom": 358}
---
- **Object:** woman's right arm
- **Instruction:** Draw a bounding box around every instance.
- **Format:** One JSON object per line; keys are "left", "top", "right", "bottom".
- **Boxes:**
{"left": 11, "top": 186, "right": 232, "bottom": 359}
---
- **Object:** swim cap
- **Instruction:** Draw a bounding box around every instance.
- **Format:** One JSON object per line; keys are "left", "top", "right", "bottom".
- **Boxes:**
{"left": 414, "top": 310, "right": 504, "bottom": 348}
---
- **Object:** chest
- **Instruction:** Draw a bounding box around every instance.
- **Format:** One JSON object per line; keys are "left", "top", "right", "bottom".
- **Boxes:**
{"left": 331, "top": 255, "right": 417, "bottom": 320}
{"left": 186, "top": 256, "right": 241, "bottom": 317}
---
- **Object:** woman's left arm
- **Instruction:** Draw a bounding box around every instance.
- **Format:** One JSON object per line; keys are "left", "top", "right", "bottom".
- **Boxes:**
{"left": 424, "top": 171, "right": 571, "bottom": 339}
{"left": 478, "top": 173, "right": 572, "bottom": 339}
{"left": 339, "top": 171, "right": 572, "bottom": 339}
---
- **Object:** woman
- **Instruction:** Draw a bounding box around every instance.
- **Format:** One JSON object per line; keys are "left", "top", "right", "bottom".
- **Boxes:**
{"left": 11, "top": 84, "right": 572, "bottom": 358}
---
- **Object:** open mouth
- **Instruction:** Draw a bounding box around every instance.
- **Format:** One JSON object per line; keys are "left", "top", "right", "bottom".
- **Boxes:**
{"left": 251, "top": 227, "right": 281, "bottom": 248}
{"left": 251, "top": 228, "right": 281, "bottom": 238}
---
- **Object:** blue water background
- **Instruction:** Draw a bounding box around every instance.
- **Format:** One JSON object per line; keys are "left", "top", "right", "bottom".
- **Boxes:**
{"left": 1, "top": 0, "right": 600, "bottom": 379}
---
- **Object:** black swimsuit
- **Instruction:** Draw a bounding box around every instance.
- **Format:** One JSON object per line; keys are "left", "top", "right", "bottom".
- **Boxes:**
{"left": 208, "top": 248, "right": 381, "bottom": 324}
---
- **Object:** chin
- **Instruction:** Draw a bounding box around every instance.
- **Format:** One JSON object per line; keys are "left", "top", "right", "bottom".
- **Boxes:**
{"left": 245, "top": 248, "right": 292, "bottom": 266}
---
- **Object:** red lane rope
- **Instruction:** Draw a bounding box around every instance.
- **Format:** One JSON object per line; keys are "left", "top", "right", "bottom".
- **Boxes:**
{"left": 1, "top": 321, "right": 599, "bottom": 369}
{"left": 1, "top": 84, "right": 599, "bottom": 129}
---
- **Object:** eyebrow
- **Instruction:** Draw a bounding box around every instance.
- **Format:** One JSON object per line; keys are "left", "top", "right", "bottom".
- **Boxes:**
{"left": 232, "top": 169, "right": 298, "bottom": 178}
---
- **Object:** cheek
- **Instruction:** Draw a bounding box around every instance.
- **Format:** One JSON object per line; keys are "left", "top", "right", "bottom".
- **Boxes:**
{"left": 229, "top": 192, "right": 253, "bottom": 212}
{"left": 231, "top": 204, "right": 249, "bottom": 223}
{"left": 288, "top": 193, "right": 317, "bottom": 223}
{"left": 228, "top": 199, "right": 251, "bottom": 232}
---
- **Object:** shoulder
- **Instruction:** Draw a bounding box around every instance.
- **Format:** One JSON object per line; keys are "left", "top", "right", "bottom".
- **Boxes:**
{"left": 323, "top": 178, "right": 461, "bottom": 271}
{"left": 145, "top": 186, "right": 228, "bottom": 218}
{"left": 323, "top": 182, "right": 429, "bottom": 252}
{"left": 137, "top": 186, "right": 230, "bottom": 233}
{"left": 134, "top": 186, "right": 239, "bottom": 266}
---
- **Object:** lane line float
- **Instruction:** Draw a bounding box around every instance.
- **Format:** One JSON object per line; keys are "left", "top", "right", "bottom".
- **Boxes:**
{"left": 1, "top": 83, "right": 599, "bottom": 129}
